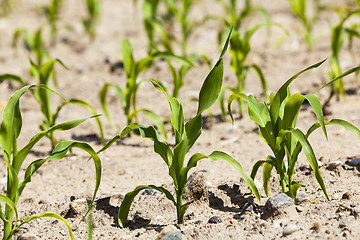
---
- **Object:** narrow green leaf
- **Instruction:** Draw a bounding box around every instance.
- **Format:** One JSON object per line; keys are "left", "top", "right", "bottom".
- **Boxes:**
{"left": 289, "top": 128, "right": 329, "bottom": 200}
{"left": 263, "top": 161, "right": 273, "bottom": 196}
{"left": 304, "top": 94, "right": 327, "bottom": 139}
{"left": 13, "top": 212, "right": 73, "bottom": 239}
{"left": 118, "top": 185, "right": 175, "bottom": 228}
{"left": 227, "top": 93, "right": 248, "bottom": 125}
{"left": 208, "top": 151, "right": 260, "bottom": 201}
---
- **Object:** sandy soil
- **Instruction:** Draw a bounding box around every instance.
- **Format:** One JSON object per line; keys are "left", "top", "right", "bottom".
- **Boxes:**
{"left": 0, "top": 0, "right": 360, "bottom": 239}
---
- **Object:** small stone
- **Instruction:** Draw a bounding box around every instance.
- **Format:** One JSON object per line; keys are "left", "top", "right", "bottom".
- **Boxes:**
{"left": 208, "top": 216, "right": 222, "bottom": 224}
{"left": 342, "top": 192, "right": 351, "bottom": 200}
{"left": 160, "top": 230, "right": 182, "bottom": 240}
{"left": 156, "top": 225, "right": 177, "bottom": 240}
{"left": 194, "top": 220, "right": 202, "bottom": 225}
{"left": 282, "top": 224, "right": 299, "bottom": 236}
{"left": 243, "top": 202, "right": 254, "bottom": 212}
{"left": 69, "top": 198, "right": 88, "bottom": 216}
{"left": 295, "top": 206, "right": 303, "bottom": 212}
{"left": 295, "top": 192, "right": 309, "bottom": 205}
{"left": 327, "top": 160, "right": 342, "bottom": 170}
{"left": 264, "top": 193, "right": 295, "bottom": 211}
{"left": 17, "top": 233, "right": 38, "bottom": 240}
{"left": 141, "top": 189, "right": 157, "bottom": 196}
{"left": 325, "top": 229, "right": 332, "bottom": 234}
{"left": 339, "top": 215, "right": 355, "bottom": 228}
{"left": 349, "top": 158, "right": 360, "bottom": 166}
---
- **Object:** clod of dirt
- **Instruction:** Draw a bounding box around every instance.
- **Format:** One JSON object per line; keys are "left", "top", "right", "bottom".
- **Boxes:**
{"left": 327, "top": 160, "right": 342, "bottom": 170}
{"left": 184, "top": 171, "right": 209, "bottom": 204}
{"left": 66, "top": 198, "right": 88, "bottom": 217}
{"left": 17, "top": 233, "right": 38, "bottom": 240}
{"left": 156, "top": 225, "right": 178, "bottom": 240}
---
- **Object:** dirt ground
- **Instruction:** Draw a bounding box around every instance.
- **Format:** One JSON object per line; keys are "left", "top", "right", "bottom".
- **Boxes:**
{"left": 0, "top": 0, "right": 360, "bottom": 239}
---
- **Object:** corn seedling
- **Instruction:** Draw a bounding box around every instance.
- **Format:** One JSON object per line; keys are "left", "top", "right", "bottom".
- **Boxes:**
{"left": 82, "top": 0, "right": 101, "bottom": 40}
{"left": 216, "top": 0, "right": 269, "bottom": 43}
{"left": 328, "top": 10, "right": 360, "bottom": 101}
{"left": 41, "top": 0, "right": 64, "bottom": 44}
{"left": 164, "top": 0, "right": 208, "bottom": 56}
{"left": 97, "top": 28, "right": 259, "bottom": 226}
{"left": 133, "top": 0, "right": 173, "bottom": 54}
{"left": 0, "top": 59, "right": 105, "bottom": 148}
{"left": 0, "top": 85, "right": 102, "bottom": 240}
{"left": 287, "top": 0, "right": 324, "bottom": 50}
{"left": 219, "top": 23, "right": 286, "bottom": 119}
{"left": 12, "top": 27, "right": 51, "bottom": 77}
{"left": 165, "top": 55, "right": 197, "bottom": 98}
{"left": 100, "top": 39, "right": 190, "bottom": 138}
{"left": 228, "top": 59, "right": 360, "bottom": 199}
{"left": 0, "top": 0, "right": 11, "bottom": 15}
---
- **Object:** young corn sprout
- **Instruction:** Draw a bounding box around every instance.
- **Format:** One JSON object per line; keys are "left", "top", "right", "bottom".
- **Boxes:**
{"left": 328, "top": 9, "right": 360, "bottom": 101}
{"left": 82, "top": 0, "right": 101, "bottom": 40}
{"left": 219, "top": 24, "right": 287, "bottom": 119}
{"left": 0, "top": 59, "right": 105, "bottom": 148}
{"left": 228, "top": 59, "right": 360, "bottom": 199}
{"left": 164, "top": 0, "right": 208, "bottom": 56}
{"left": 133, "top": 0, "right": 173, "bottom": 54}
{"left": 41, "top": 0, "right": 64, "bottom": 44}
{"left": 216, "top": 0, "right": 269, "bottom": 43}
{"left": 287, "top": 0, "right": 324, "bottom": 50}
{"left": 0, "top": 85, "right": 102, "bottom": 240}
{"left": 97, "top": 28, "right": 260, "bottom": 226}
{"left": 100, "top": 39, "right": 191, "bottom": 138}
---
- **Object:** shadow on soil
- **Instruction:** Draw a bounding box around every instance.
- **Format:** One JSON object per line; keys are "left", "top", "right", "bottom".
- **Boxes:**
{"left": 209, "top": 183, "right": 257, "bottom": 218}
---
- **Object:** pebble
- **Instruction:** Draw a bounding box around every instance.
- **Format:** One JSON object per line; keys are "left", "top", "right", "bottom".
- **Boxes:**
{"left": 264, "top": 193, "right": 295, "bottom": 211}
{"left": 194, "top": 220, "right": 202, "bottom": 225}
{"left": 282, "top": 224, "right": 299, "bottom": 236}
{"left": 295, "top": 206, "right": 303, "bottom": 212}
{"left": 342, "top": 192, "right": 351, "bottom": 200}
{"left": 339, "top": 215, "right": 355, "bottom": 228}
{"left": 295, "top": 192, "right": 308, "bottom": 205}
{"left": 311, "top": 222, "right": 321, "bottom": 232}
{"left": 349, "top": 158, "right": 360, "bottom": 166}
{"left": 327, "top": 160, "right": 342, "bottom": 170}
{"left": 17, "top": 233, "right": 37, "bottom": 240}
{"left": 141, "top": 189, "right": 157, "bottom": 196}
{"left": 156, "top": 225, "right": 177, "bottom": 240}
{"left": 160, "top": 230, "right": 183, "bottom": 240}
{"left": 208, "top": 216, "right": 222, "bottom": 224}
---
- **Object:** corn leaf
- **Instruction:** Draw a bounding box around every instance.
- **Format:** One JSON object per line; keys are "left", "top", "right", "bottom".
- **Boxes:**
{"left": 118, "top": 185, "right": 175, "bottom": 228}
{"left": 13, "top": 212, "right": 73, "bottom": 239}
{"left": 289, "top": 128, "right": 329, "bottom": 200}
{"left": 208, "top": 151, "right": 260, "bottom": 201}
{"left": 197, "top": 27, "right": 232, "bottom": 114}
{"left": 0, "top": 195, "right": 18, "bottom": 225}
{"left": 262, "top": 161, "right": 273, "bottom": 196}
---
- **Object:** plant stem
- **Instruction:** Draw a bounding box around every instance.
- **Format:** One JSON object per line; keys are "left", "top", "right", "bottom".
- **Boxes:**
{"left": 176, "top": 192, "right": 184, "bottom": 224}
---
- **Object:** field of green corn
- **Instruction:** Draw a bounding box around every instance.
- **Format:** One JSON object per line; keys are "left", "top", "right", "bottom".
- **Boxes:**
{"left": 0, "top": 0, "right": 360, "bottom": 239}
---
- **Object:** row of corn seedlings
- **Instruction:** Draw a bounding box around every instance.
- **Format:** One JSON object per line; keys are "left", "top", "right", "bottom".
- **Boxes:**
{"left": 0, "top": 0, "right": 359, "bottom": 239}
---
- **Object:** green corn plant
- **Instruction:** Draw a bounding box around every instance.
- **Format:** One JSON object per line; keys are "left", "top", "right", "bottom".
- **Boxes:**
{"left": 97, "top": 28, "right": 260, "bottom": 226}
{"left": 133, "top": 0, "right": 173, "bottom": 54}
{"left": 100, "top": 39, "right": 190, "bottom": 137}
{"left": 0, "top": 85, "right": 102, "bottom": 240}
{"left": 41, "top": 0, "right": 64, "bottom": 44}
{"left": 219, "top": 24, "right": 286, "bottom": 119}
{"left": 165, "top": 55, "right": 196, "bottom": 98}
{"left": 216, "top": 0, "right": 269, "bottom": 43}
{"left": 82, "top": 0, "right": 101, "bottom": 40}
{"left": 228, "top": 59, "right": 360, "bottom": 199}
{"left": 13, "top": 27, "right": 50, "bottom": 75}
{"left": 164, "top": 0, "right": 208, "bottom": 56}
{"left": 287, "top": 0, "right": 324, "bottom": 50}
{"left": 0, "top": 0, "right": 12, "bottom": 15}
{"left": 328, "top": 10, "right": 360, "bottom": 101}
{"left": 0, "top": 59, "right": 104, "bottom": 148}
